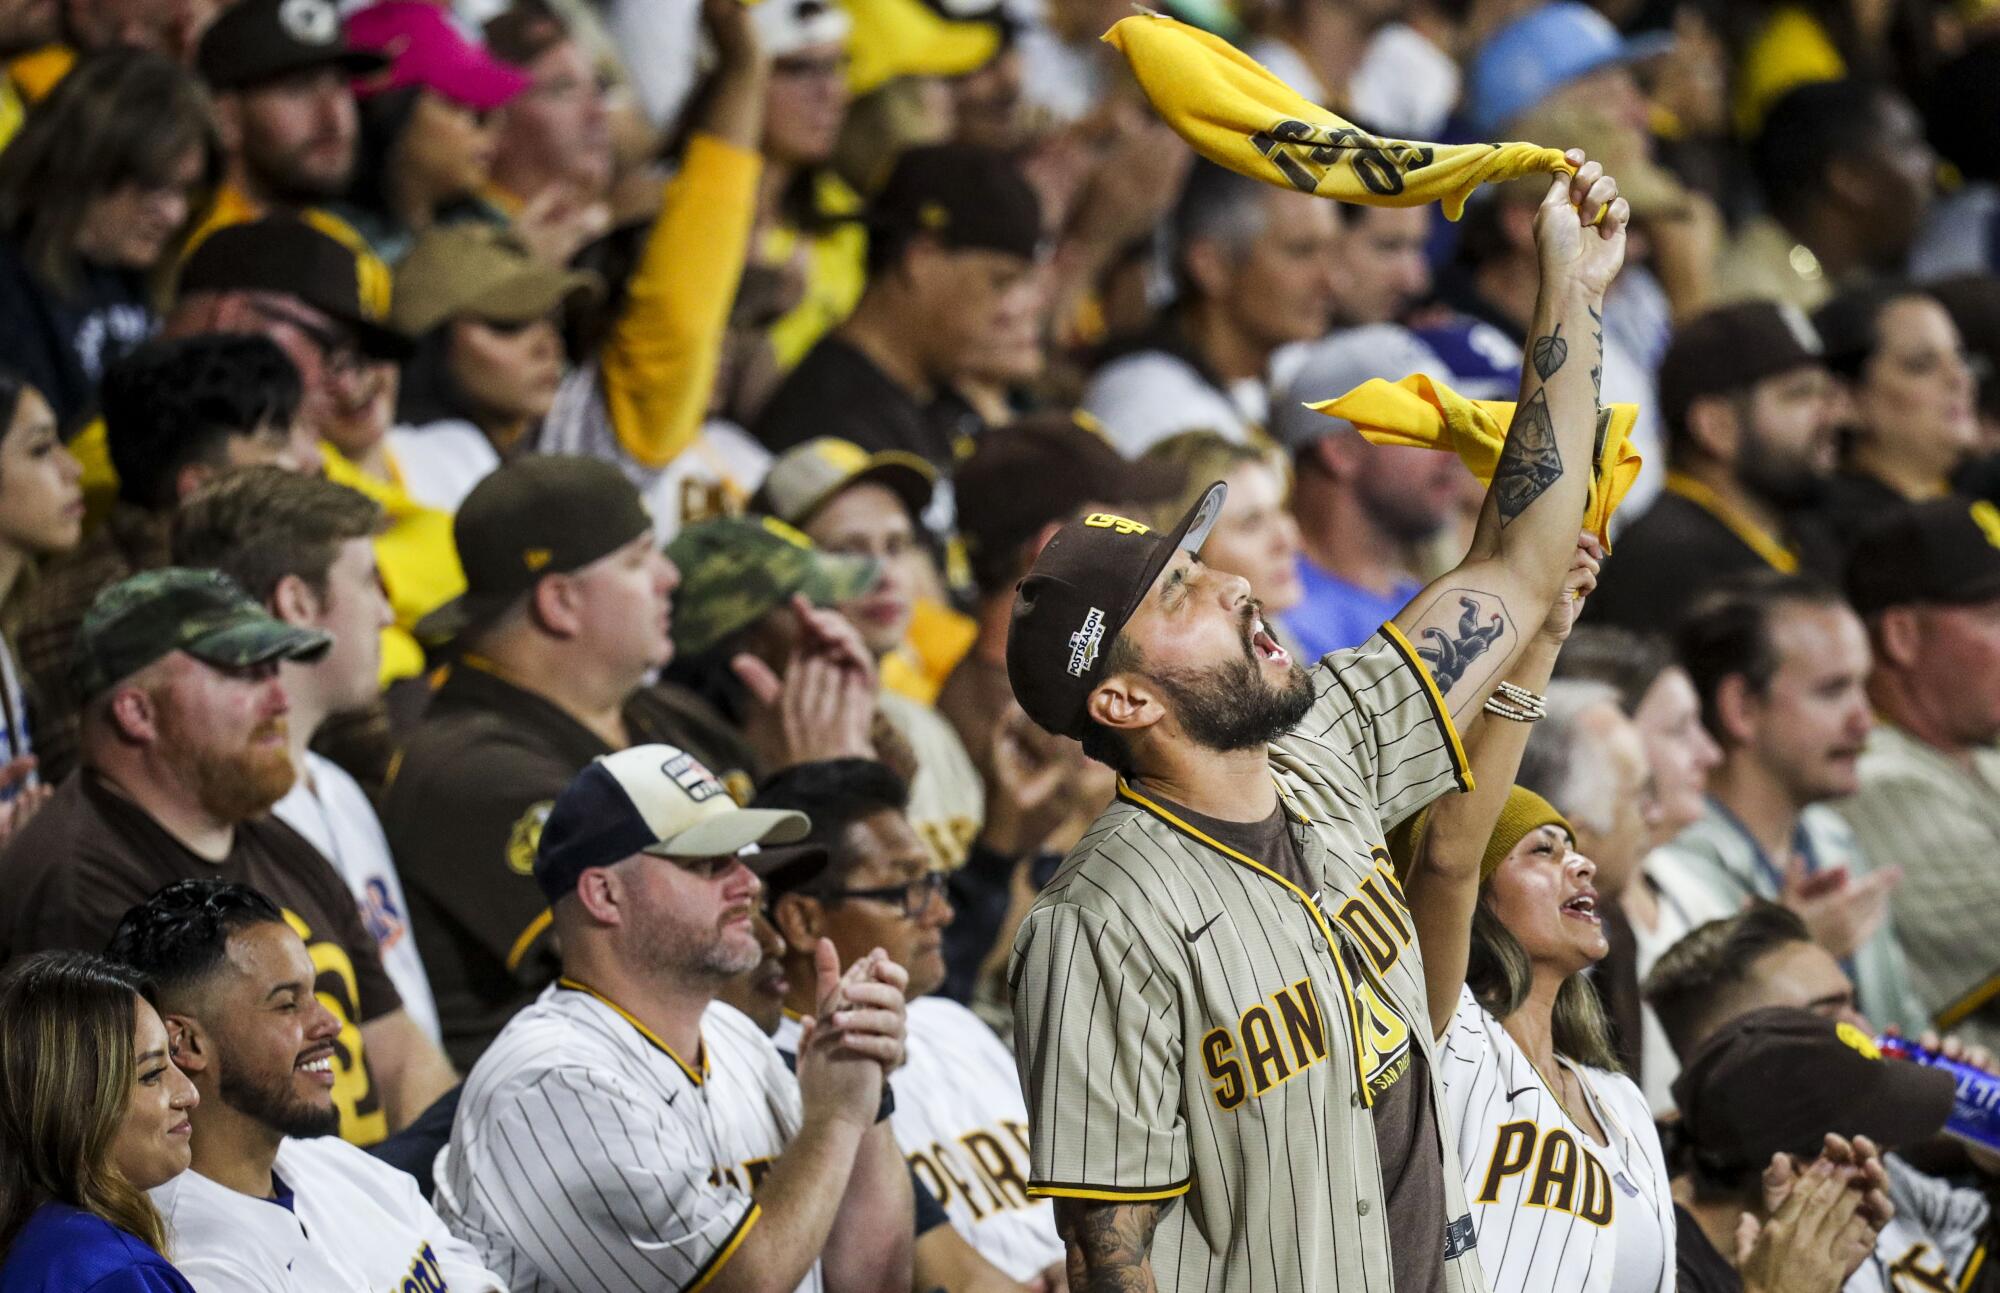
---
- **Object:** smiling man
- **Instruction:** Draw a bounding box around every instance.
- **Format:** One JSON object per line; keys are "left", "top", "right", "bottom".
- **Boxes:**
{"left": 108, "top": 879, "right": 501, "bottom": 1291}
{"left": 1008, "top": 158, "right": 1630, "bottom": 1292}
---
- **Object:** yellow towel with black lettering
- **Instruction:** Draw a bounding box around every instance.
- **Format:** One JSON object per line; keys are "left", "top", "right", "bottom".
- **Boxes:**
{"left": 1313, "top": 375, "right": 1643, "bottom": 547}
{"left": 1103, "top": 12, "right": 1573, "bottom": 219}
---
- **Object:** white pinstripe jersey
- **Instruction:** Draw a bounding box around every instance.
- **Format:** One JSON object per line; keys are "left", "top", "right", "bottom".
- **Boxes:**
{"left": 1010, "top": 626, "right": 1488, "bottom": 1293}
{"left": 1439, "top": 986, "right": 1674, "bottom": 1293}
{"left": 436, "top": 980, "right": 818, "bottom": 1293}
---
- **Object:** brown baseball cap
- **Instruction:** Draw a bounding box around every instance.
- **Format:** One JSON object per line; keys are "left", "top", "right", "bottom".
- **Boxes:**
{"left": 957, "top": 412, "right": 1185, "bottom": 591}
{"left": 391, "top": 224, "right": 600, "bottom": 337}
{"left": 417, "top": 456, "right": 653, "bottom": 645}
{"left": 1007, "top": 481, "right": 1226, "bottom": 740}
{"left": 1670, "top": 1006, "right": 1955, "bottom": 1180}
{"left": 1846, "top": 498, "right": 2000, "bottom": 617}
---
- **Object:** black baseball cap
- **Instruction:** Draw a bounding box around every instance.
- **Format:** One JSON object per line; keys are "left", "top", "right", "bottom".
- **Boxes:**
{"left": 1658, "top": 301, "right": 1826, "bottom": 436}
{"left": 177, "top": 215, "right": 412, "bottom": 361}
{"left": 534, "top": 745, "right": 813, "bottom": 904}
{"left": 198, "top": 0, "right": 385, "bottom": 91}
{"left": 1671, "top": 1006, "right": 1955, "bottom": 1180}
{"left": 872, "top": 144, "right": 1043, "bottom": 262}
{"left": 1007, "top": 481, "right": 1226, "bottom": 740}
{"left": 417, "top": 456, "right": 655, "bottom": 646}
{"left": 956, "top": 412, "right": 1185, "bottom": 591}
{"left": 1846, "top": 497, "right": 2000, "bottom": 617}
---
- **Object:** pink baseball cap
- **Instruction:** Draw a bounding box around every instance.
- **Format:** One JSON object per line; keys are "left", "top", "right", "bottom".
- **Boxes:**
{"left": 346, "top": 1, "right": 529, "bottom": 112}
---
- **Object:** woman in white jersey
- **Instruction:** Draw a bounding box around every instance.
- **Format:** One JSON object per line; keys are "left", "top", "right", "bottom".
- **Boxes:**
{"left": 1397, "top": 543, "right": 1674, "bottom": 1293}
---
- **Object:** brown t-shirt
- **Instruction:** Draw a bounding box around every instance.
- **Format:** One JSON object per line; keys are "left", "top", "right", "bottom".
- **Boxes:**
{"left": 380, "top": 657, "right": 758, "bottom": 1070}
{"left": 1157, "top": 794, "right": 1450, "bottom": 1293}
{"left": 0, "top": 771, "right": 401, "bottom": 1144}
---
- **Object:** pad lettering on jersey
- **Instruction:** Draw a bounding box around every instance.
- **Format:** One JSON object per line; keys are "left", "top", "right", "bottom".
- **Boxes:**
{"left": 398, "top": 1242, "right": 447, "bottom": 1292}
{"left": 1476, "top": 1120, "right": 1615, "bottom": 1227}
{"left": 1204, "top": 978, "right": 1329, "bottom": 1109}
{"left": 708, "top": 1156, "right": 776, "bottom": 1193}
{"left": 1323, "top": 847, "right": 1419, "bottom": 1096}
{"left": 1886, "top": 1241, "right": 1954, "bottom": 1293}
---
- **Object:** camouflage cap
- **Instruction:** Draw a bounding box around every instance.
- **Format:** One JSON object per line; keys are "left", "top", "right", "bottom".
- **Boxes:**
{"left": 71, "top": 568, "right": 333, "bottom": 702}
{"left": 665, "top": 516, "right": 879, "bottom": 659}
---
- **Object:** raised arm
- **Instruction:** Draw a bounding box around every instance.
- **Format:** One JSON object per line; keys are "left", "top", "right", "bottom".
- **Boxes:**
{"left": 1403, "top": 538, "right": 1599, "bottom": 1037}
{"left": 1393, "top": 154, "right": 1627, "bottom": 726}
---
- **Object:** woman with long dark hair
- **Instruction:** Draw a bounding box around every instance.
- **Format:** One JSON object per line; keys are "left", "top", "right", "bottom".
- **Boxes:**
{"left": 1399, "top": 543, "right": 1676, "bottom": 1293}
{"left": 0, "top": 950, "right": 199, "bottom": 1291}
{"left": 0, "top": 50, "right": 220, "bottom": 430}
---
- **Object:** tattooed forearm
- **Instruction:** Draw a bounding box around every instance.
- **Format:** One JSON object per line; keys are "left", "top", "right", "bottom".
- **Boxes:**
{"left": 1055, "top": 1198, "right": 1165, "bottom": 1292}
{"left": 1587, "top": 301, "right": 1604, "bottom": 406}
{"left": 1493, "top": 389, "right": 1564, "bottom": 525}
{"left": 1531, "top": 323, "right": 1567, "bottom": 381}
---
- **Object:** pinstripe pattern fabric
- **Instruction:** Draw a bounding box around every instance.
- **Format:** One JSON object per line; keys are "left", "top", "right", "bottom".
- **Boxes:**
{"left": 1010, "top": 627, "right": 1487, "bottom": 1293}
{"left": 436, "top": 984, "right": 820, "bottom": 1293}
{"left": 1835, "top": 724, "right": 2000, "bottom": 1050}
{"left": 1438, "top": 987, "right": 1673, "bottom": 1293}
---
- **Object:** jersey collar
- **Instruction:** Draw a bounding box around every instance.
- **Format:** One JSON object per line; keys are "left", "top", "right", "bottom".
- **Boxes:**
{"left": 557, "top": 976, "right": 709, "bottom": 1085}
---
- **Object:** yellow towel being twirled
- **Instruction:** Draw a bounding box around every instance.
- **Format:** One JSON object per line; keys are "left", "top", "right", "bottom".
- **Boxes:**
{"left": 1101, "top": 12, "right": 1575, "bottom": 220}
{"left": 1312, "top": 375, "right": 1644, "bottom": 548}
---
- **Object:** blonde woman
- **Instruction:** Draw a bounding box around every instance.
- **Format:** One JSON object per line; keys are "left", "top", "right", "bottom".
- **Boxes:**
{"left": 0, "top": 950, "right": 199, "bottom": 1292}
{"left": 1141, "top": 431, "right": 1306, "bottom": 643}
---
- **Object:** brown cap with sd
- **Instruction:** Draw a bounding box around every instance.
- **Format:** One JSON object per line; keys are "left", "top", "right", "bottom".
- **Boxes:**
{"left": 1006, "top": 481, "right": 1225, "bottom": 741}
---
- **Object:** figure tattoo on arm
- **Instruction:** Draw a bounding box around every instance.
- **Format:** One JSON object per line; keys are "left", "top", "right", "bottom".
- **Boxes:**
{"left": 1055, "top": 1198, "right": 1168, "bottom": 1293}
{"left": 1416, "top": 596, "right": 1508, "bottom": 691}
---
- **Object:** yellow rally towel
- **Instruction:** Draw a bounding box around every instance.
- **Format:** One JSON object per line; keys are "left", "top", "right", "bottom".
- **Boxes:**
{"left": 1313, "top": 375, "right": 1643, "bottom": 548}
{"left": 1102, "top": 13, "right": 1572, "bottom": 219}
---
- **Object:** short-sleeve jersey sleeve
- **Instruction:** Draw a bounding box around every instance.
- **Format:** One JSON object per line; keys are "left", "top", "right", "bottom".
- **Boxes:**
{"left": 1011, "top": 898, "right": 1190, "bottom": 1201}
{"left": 1279, "top": 624, "right": 1471, "bottom": 828}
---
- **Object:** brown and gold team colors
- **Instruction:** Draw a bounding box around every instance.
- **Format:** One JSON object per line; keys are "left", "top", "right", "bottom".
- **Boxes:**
{"left": 1006, "top": 489, "right": 1484, "bottom": 1293}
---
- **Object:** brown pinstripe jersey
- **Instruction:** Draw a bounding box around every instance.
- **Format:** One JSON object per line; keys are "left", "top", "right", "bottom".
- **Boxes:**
{"left": 1010, "top": 626, "right": 1490, "bottom": 1293}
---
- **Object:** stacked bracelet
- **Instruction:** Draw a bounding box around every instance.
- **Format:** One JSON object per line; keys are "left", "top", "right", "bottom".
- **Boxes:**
{"left": 1483, "top": 681, "right": 1548, "bottom": 723}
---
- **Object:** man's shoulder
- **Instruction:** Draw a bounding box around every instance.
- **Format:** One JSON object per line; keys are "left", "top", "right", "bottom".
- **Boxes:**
{"left": 1028, "top": 806, "right": 1194, "bottom": 928}
{"left": 387, "top": 693, "right": 577, "bottom": 796}
{"left": 275, "top": 1133, "right": 415, "bottom": 1198}
{"left": 754, "top": 338, "right": 911, "bottom": 446}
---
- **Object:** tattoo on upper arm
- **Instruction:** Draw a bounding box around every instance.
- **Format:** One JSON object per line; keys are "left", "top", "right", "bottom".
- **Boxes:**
{"left": 1415, "top": 595, "right": 1508, "bottom": 691}
{"left": 1531, "top": 322, "right": 1567, "bottom": 381}
{"left": 1055, "top": 1198, "right": 1167, "bottom": 1292}
{"left": 1493, "top": 389, "right": 1564, "bottom": 525}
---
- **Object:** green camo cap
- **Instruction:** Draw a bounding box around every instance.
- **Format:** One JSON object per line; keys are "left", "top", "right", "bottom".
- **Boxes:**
{"left": 71, "top": 568, "right": 333, "bottom": 702}
{"left": 665, "top": 515, "right": 879, "bottom": 658}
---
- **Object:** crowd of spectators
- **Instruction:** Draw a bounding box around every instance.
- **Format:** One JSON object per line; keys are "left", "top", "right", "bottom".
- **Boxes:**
{"left": 2, "top": 0, "right": 2000, "bottom": 1288}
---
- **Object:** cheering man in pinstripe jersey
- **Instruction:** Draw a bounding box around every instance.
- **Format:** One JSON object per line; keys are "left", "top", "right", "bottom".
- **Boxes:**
{"left": 1004, "top": 154, "right": 1629, "bottom": 1293}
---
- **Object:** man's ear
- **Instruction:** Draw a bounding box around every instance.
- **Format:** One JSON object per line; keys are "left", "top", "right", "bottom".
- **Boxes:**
{"left": 174, "top": 461, "right": 216, "bottom": 504}
{"left": 165, "top": 1015, "right": 211, "bottom": 1078}
{"left": 106, "top": 685, "right": 162, "bottom": 746}
{"left": 1713, "top": 673, "right": 1760, "bottom": 749}
{"left": 1684, "top": 394, "right": 1742, "bottom": 464}
{"left": 1182, "top": 237, "right": 1235, "bottom": 300}
{"left": 572, "top": 868, "right": 622, "bottom": 926}
{"left": 1087, "top": 671, "right": 1165, "bottom": 736}
{"left": 772, "top": 893, "right": 820, "bottom": 954}
{"left": 270, "top": 573, "right": 319, "bottom": 628}
{"left": 1875, "top": 607, "right": 1922, "bottom": 670}
{"left": 530, "top": 573, "right": 582, "bottom": 639}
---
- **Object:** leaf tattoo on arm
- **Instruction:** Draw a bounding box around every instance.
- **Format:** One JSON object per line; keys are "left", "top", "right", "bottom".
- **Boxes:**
{"left": 1531, "top": 323, "right": 1567, "bottom": 381}
{"left": 1493, "top": 388, "right": 1563, "bottom": 526}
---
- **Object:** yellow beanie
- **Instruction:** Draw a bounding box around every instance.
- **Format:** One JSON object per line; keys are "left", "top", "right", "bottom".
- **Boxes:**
{"left": 1388, "top": 785, "right": 1572, "bottom": 885}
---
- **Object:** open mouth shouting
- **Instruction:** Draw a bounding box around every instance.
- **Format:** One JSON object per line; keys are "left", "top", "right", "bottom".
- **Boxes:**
{"left": 1559, "top": 888, "right": 1600, "bottom": 925}
{"left": 1248, "top": 614, "right": 1290, "bottom": 668}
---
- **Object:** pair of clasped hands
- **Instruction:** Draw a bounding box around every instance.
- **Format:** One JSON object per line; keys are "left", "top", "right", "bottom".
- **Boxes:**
{"left": 794, "top": 938, "right": 909, "bottom": 1126}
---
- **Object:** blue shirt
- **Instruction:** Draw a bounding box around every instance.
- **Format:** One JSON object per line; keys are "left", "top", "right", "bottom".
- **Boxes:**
{"left": 1285, "top": 558, "right": 1419, "bottom": 662}
{"left": 0, "top": 1202, "right": 195, "bottom": 1293}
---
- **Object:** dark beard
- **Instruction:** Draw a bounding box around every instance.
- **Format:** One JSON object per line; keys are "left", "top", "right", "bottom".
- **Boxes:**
{"left": 1151, "top": 634, "right": 1315, "bottom": 753}
{"left": 219, "top": 1056, "right": 341, "bottom": 1139}
{"left": 1736, "top": 434, "right": 1829, "bottom": 511}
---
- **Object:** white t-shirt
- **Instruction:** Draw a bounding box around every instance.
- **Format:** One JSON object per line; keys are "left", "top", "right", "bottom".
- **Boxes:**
{"left": 1079, "top": 350, "right": 1264, "bottom": 455}
{"left": 151, "top": 1135, "right": 501, "bottom": 1292}
{"left": 777, "top": 997, "right": 1064, "bottom": 1280}
{"left": 1439, "top": 986, "right": 1674, "bottom": 1293}
{"left": 438, "top": 982, "right": 817, "bottom": 1293}
{"left": 1349, "top": 21, "right": 1460, "bottom": 138}
{"left": 384, "top": 420, "right": 501, "bottom": 515}
{"left": 274, "top": 752, "right": 441, "bottom": 1045}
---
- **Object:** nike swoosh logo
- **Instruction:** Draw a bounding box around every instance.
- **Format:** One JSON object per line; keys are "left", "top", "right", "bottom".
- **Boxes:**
{"left": 1505, "top": 1085, "right": 1536, "bottom": 1102}
{"left": 665, "top": 1091, "right": 679, "bottom": 1107}
{"left": 1185, "top": 913, "right": 1223, "bottom": 943}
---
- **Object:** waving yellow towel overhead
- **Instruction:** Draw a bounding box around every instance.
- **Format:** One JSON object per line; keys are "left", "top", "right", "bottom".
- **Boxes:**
{"left": 1102, "top": 12, "right": 1574, "bottom": 220}
{"left": 1315, "top": 375, "right": 1643, "bottom": 548}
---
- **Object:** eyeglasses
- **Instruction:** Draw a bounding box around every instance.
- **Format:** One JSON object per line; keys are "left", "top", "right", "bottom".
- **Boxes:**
{"left": 813, "top": 870, "right": 948, "bottom": 919}
{"left": 246, "top": 300, "right": 370, "bottom": 380}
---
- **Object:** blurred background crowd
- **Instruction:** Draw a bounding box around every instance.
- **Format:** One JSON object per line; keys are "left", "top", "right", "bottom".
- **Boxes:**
{"left": 3, "top": 0, "right": 2000, "bottom": 1286}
